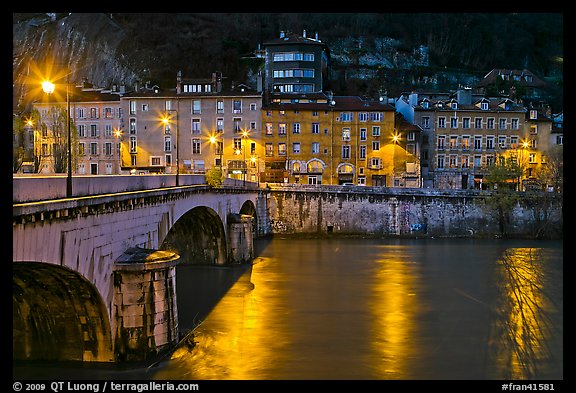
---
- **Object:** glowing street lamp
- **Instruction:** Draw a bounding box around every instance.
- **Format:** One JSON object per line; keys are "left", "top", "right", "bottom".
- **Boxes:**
{"left": 162, "top": 110, "right": 179, "bottom": 186}
{"left": 42, "top": 76, "right": 72, "bottom": 198}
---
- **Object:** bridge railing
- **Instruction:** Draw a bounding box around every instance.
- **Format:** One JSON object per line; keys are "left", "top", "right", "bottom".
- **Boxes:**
{"left": 12, "top": 174, "right": 206, "bottom": 203}
{"left": 13, "top": 174, "right": 262, "bottom": 204}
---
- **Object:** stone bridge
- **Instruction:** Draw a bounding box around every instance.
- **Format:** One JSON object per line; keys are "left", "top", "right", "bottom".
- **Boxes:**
{"left": 12, "top": 174, "right": 271, "bottom": 363}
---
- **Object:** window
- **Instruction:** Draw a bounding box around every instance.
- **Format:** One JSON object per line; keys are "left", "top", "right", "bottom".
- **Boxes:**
{"left": 217, "top": 100, "right": 224, "bottom": 114}
{"left": 265, "top": 123, "right": 273, "bottom": 136}
{"left": 90, "top": 125, "right": 98, "bottom": 138}
{"left": 292, "top": 142, "right": 301, "bottom": 154}
{"left": 217, "top": 118, "right": 224, "bottom": 132}
{"left": 498, "top": 136, "right": 507, "bottom": 149}
{"left": 372, "top": 126, "right": 380, "bottom": 137}
{"left": 474, "top": 118, "right": 483, "bottom": 129}
{"left": 342, "top": 128, "right": 350, "bottom": 141}
{"left": 151, "top": 157, "right": 161, "bottom": 166}
{"left": 530, "top": 110, "right": 538, "bottom": 120}
{"left": 370, "top": 112, "right": 383, "bottom": 122}
{"left": 311, "top": 142, "right": 320, "bottom": 154}
{"left": 78, "top": 143, "right": 85, "bottom": 156}
{"left": 372, "top": 141, "right": 380, "bottom": 151}
{"left": 359, "top": 112, "right": 368, "bottom": 122}
{"left": 438, "top": 117, "right": 446, "bottom": 128}
{"left": 449, "top": 155, "right": 457, "bottom": 168}
{"left": 437, "top": 135, "right": 446, "bottom": 149}
{"left": 461, "top": 135, "right": 470, "bottom": 150}
{"left": 450, "top": 117, "right": 458, "bottom": 129}
{"left": 461, "top": 155, "right": 469, "bottom": 168}
{"left": 342, "top": 145, "right": 350, "bottom": 159}
{"left": 90, "top": 142, "right": 98, "bottom": 155}
{"left": 474, "top": 136, "right": 482, "bottom": 150}
{"left": 233, "top": 138, "right": 242, "bottom": 150}
{"left": 293, "top": 162, "right": 301, "bottom": 173}
{"left": 370, "top": 157, "right": 380, "bottom": 168}
{"left": 130, "top": 136, "right": 137, "bottom": 153}
{"left": 233, "top": 118, "right": 242, "bottom": 133}
{"left": 193, "top": 100, "right": 201, "bottom": 114}
{"left": 449, "top": 135, "right": 458, "bottom": 149}
{"left": 192, "top": 119, "right": 201, "bottom": 134}
{"left": 499, "top": 118, "right": 507, "bottom": 130}
{"left": 266, "top": 143, "right": 273, "bottom": 156}
{"left": 359, "top": 145, "right": 366, "bottom": 159}
{"left": 279, "top": 123, "right": 286, "bottom": 135}
{"left": 104, "top": 142, "right": 112, "bottom": 156}
{"left": 278, "top": 143, "right": 286, "bottom": 156}
{"left": 250, "top": 103, "right": 257, "bottom": 111}
{"left": 360, "top": 128, "right": 367, "bottom": 141}
{"left": 486, "top": 136, "right": 495, "bottom": 150}
{"left": 192, "top": 138, "right": 201, "bottom": 154}
{"left": 104, "top": 124, "right": 112, "bottom": 137}
{"left": 462, "top": 118, "right": 470, "bottom": 129}
{"left": 250, "top": 121, "right": 256, "bottom": 130}
{"left": 104, "top": 107, "right": 113, "bottom": 119}
{"left": 511, "top": 118, "right": 519, "bottom": 130}
{"left": 530, "top": 125, "right": 538, "bottom": 135}
{"left": 293, "top": 123, "right": 301, "bottom": 134}
{"left": 481, "top": 102, "right": 489, "bottom": 110}
{"left": 312, "top": 123, "right": 320, "bottom": 134}
{"left": 487, "top": 118, "right": 495, "bottom": 129}
{"left": 474, "top": 155, "right": 482, "bottom": 168}
{"left": 164, "top": 136, "right": 171, "bottom": 152}
{"left": 340, "top": 112, "right": 353, "bottom": 122}
{"left": 78, "top": 125, "right": 86, "bottom": 138}
{"left": 233, "top": 100, "right": 242, "bottom": 114}
{"left": 90, "top": 108, "right": 98, "bottom": 119}
{"left": 422, "top": 117, "right": 430, "bottom": 129}
{"left": 436, "top": 155, "right": 445, "bottom": 170}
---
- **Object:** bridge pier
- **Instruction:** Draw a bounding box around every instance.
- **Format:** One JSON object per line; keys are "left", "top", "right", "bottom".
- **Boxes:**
{"left": 227, "top": 213, "right": 254, "bottom": 264}
{"left": 113, "top": 248, "right": 180, "bottom": 362}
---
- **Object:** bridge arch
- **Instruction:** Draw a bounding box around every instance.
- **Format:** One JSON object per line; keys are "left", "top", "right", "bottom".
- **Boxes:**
{"left": 240, "top": 199, "right": 259, "bottom": 237}
{"left": 160, "top": 206, "right": 227, "bottom": 265}
{"left": 13, "top": 262, "right": 114, "bottom": 362}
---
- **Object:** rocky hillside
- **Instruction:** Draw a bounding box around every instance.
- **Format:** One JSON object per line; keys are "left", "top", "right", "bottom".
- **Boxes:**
{"left": 13, "top": 13, "right": 563, "bottom": 112}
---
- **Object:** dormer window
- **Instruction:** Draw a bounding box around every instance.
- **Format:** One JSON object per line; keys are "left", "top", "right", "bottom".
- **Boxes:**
{"left": 422, "top": 101, "right": 429, "bottom": 109}
{"left": 481, "top": 102, "right": 489, "bottom": 110}
{"left": 451, "top": 102, "right": 458, "bottom": 110}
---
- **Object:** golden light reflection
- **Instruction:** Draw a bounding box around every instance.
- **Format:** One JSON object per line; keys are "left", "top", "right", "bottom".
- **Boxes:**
{"left": 154, "top": 258, "right": 290, "bottom": 380}
{"left": 370, "top": 246, "right": 421, "bottom": 379}
{"left": 490, "top": 248, "right": 557, "bottom": 379}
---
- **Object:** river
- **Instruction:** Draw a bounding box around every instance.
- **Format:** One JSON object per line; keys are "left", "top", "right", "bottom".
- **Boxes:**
{"left": 13, "top": 237, "right": 563, "bottom": 381}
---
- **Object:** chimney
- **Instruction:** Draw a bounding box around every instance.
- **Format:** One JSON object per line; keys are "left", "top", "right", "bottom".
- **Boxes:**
{"left": 176, "top": 70, "right": 182, "bottom": 94}
{"left": 457, "top": 87, "right": 472, "bottom": 106}
{"left": 303, "top": 29, "right": 306, "bottom": 38}
{"left": 212, "top": 72, "right": 223, "bottom": 93}
{"left": 315, "top": 32, "right": 319, "bottom": 41}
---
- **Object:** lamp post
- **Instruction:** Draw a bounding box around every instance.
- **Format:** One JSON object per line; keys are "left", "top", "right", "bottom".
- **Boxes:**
{"left": 114, "top": 128, "right": 124, "bottom": 174}
{"left": 42, "top": 74, "right": 72, "bottom": 198}
{"left": 241, "top": 130, "right": 250, "bottom": 187}
{"left": 162, "top": 109, "right": 179, "bottom": 186}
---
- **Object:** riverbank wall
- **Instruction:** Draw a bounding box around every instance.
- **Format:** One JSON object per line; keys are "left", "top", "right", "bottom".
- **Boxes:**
{"left": 266, "top": 186, "right": 563, "bottom": 239}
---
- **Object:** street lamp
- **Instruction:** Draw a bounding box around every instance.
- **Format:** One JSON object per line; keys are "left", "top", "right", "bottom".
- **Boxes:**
{"left": 162, "top": 109, "right": 179, "bottom": 186}
{"left": 241, "top": 130, "right": 250, "bottom": 187}
{"left": 42, "top": 75, "right": 72, "bottom": 198}
{"left": 114, "top": 128, "right": 123, "bottom": 174}
{"left": 209, "top": 134, "right": 223, "bottom": 169}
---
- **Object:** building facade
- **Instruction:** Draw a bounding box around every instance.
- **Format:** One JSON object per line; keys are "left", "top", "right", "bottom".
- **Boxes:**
{"left": 119, "top": 73, "right": 263, "bottom": 182}
{"left": 31, "top": 82, "right": 123, "bottom": 175}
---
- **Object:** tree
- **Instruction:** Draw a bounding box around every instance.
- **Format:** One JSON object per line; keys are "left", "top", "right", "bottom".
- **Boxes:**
{"left": 205, "top": 167, "right": 223, "bottom": 188}
{"left": 483, "top": 157, "right": 523, "bottom": 236}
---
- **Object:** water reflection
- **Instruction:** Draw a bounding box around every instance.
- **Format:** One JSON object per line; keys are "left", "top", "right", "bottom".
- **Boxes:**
{"left": 154, "top": 256, "right": 292, "bottom": 380}
{"left": 370, "top": 246, "right": 421, "bottom": 379}
{"left": 489, "top": 247, "right": 563, "bottom": 379}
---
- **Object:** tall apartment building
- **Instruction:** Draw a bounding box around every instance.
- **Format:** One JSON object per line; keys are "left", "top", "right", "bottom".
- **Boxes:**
{"left": 260, "top": 30, "right": 419, "bottom": 186}
{"left": 31, "top": 81, "right": 123, "bottom": 175}
{"left": 396, "top": 87, "right": 554, "bottom": 190}
{"left": 119, "top": 72, "right": 263, "bottom": 181}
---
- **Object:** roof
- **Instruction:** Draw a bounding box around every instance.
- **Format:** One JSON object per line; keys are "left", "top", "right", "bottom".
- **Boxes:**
{"left": 264, "top": 93, "right": 394, "bottom": 111}
{"left": 264, "top": 31, "right": 325, "bottom": 47}
{"left": 476, "top": 68, "right": 548, "bottom": 89}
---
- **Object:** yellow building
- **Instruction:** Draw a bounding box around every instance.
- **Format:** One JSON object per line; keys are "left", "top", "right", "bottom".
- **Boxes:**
{"left": 261, "top": 93, "right": 417, "bottom": 186}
